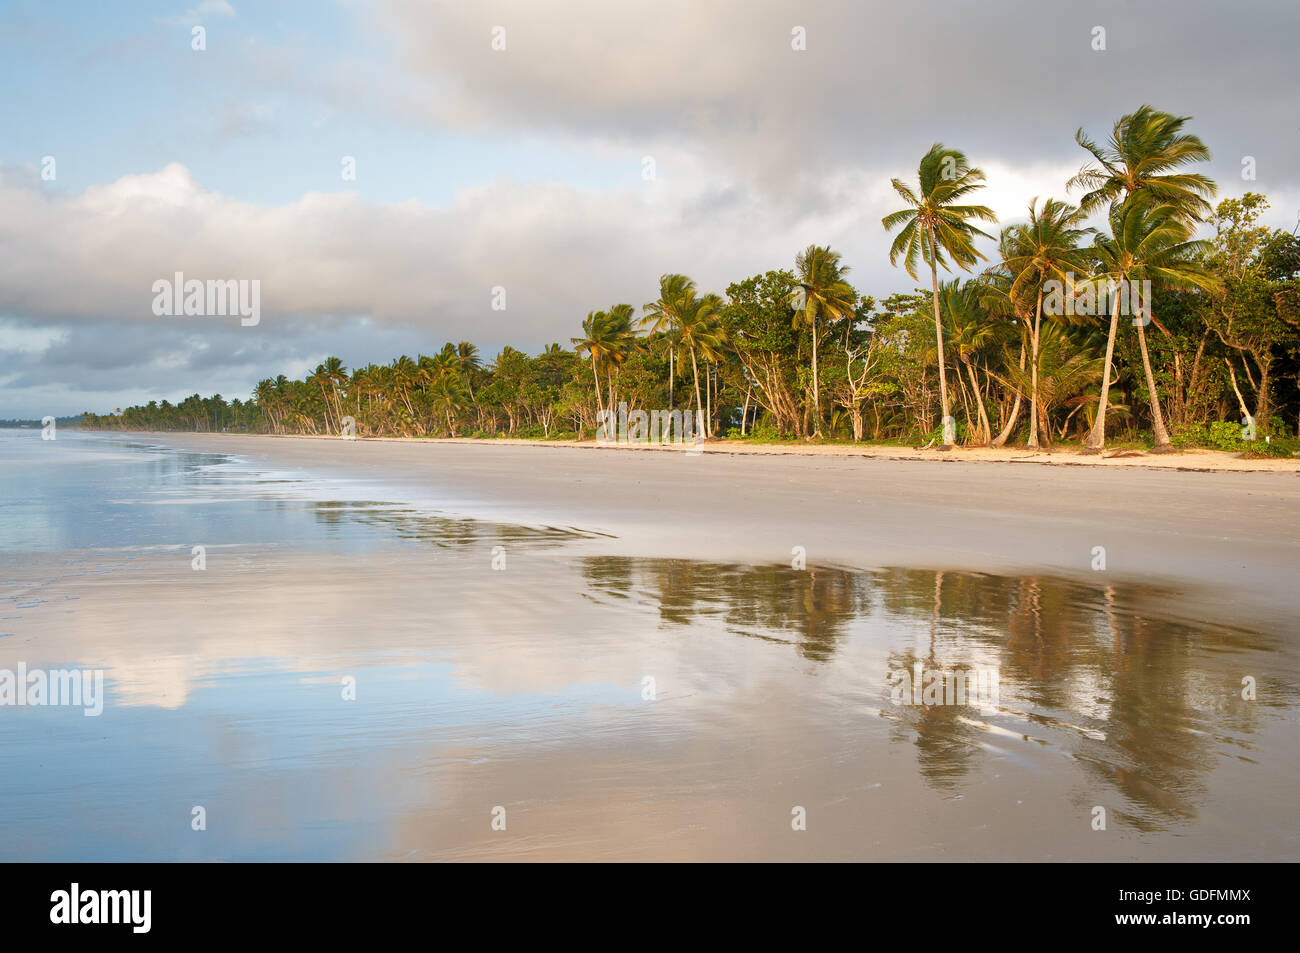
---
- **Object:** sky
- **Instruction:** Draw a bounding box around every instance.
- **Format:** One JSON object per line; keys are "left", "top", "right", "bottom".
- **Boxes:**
{"left": 1, "top": 0, "right": 1298, "bottom": 418}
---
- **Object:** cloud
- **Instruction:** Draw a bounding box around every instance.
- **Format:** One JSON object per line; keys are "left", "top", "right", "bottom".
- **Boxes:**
{"left": 4, "top": 0, "right": 1299, "bottom": 414}
{"left": 162, "top": 0, "right": 235, "bottom": 25}
{"left": 366, "top": 0, "right": 1300, "bottom": 195}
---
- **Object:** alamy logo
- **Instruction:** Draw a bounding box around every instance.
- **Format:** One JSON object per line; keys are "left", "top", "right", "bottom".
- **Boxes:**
{"left": 151, "top": 272, "right": 261, "bottom": 326}
{"left": 0, "top": 663, "right": 104, "bottom": 716}
{"left": 887, "top": 663, "right": 999, "bottom": 710}
{"left": 597, "top": 401, "right": 703, "bottom": 449}
{"left": 50, "top": 883, "right": 151, "bottom": 933}
{"left": 1041, "top": 274, "right": 1153, "bottom": 326}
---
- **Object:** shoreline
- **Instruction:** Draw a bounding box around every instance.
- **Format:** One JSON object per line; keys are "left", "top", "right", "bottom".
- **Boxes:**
{"left": 71, "top": 429, "right": 1300, "bottom": 634}
{"left": 74, "top": 429, "right": 1300, "bottom": 474}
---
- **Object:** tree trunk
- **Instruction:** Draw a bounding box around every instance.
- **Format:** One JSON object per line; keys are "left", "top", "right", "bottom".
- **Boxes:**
{"left": 590, "top": 358, "right": 604, "bottom": 435}
{"left": 1028, "top": 289, "right": 1043, "bottom": 448}
{"left": 607, "top": 366, "right": 617, "bottom": 438}
{"left": 927, "top": 222, "right": 952, "bottom": 447}
{"left": 966, "top": 360, "right": 991, "bottom": 444}
{"left": 992, "top": 338, "right": 1026, "bottom": 446}
{"left": 1085, "top": 284, "right": 1124, "bottom": 451}
{"left": 1135, "top": 315, "right": 1172, "bottom": 448}
{"left": 669, "top": 348, "right": 674, "bottom": 409}
{"left": 689, "top": 344, "right": 707, "bottom": 439}
{"left": 706, "top": 361, "right": 713, "bottom": 436}
{"left": 811, "top": 318, "right": 822, "bottom": 437}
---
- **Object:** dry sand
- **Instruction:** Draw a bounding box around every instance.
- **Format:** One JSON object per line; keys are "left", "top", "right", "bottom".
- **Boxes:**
{"left": 129, "top": 432, "right": 1300, "bottom": 632}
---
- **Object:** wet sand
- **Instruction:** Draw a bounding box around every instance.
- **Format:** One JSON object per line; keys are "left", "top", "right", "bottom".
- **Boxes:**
{"left": 138, "top": 432, "right": 1300, "bottom": 631}
{"left": 6, "top": 431, "right": 1298, "bottom": 861}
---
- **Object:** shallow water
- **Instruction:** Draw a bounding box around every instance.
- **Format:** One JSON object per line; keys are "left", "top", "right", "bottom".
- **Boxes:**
{"left": 1, "top": 429, "right": 1296, "bottom": 860}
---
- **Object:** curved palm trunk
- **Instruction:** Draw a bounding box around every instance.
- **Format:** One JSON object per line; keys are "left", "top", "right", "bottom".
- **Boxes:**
{"left": 668, "top": 347, "right": 674, "bottom": 408}
{"left": 811, "top": 320, "right": 822, "bottom": 437}
{"left": 707, "top": 361, "right": 717, "bottom": 434}
{"left": 688, "top": 344, "right": 708, "bottom": 439}
{"left": 926, "top": 223, "right": 952, "bottom": 447}
{"left": 1028, "top": 289, "right": 1044, "bottom": 448}
{"left": 317, "top": 383, "right": 335, "bottom": 432}
{"left": 606, "top": 366, "right": 617, "bottom": 438}
{"left": 992, "top": 337, "right": 1027, "bottom": 446}
{"left": 1135, "top": 316, "right": 1172, "bottom": 449}
{"left": 590, "top": 357, "right": 605, "bottom": 436}
{"left": 965, "top": 360, "right": 992, "bottom": 444}
{"left": 1085, "top": 284, "right": 1124, "bottom": 451}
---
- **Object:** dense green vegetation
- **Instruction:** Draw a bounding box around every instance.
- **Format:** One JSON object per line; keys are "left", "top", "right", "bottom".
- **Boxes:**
{"left": 83, "top": 107, "right": 1300, "bottom": 455}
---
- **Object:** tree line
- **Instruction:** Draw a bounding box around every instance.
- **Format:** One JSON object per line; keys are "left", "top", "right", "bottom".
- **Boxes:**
{"left": 83, "top": 106, "right": 1300, "bottom": 456}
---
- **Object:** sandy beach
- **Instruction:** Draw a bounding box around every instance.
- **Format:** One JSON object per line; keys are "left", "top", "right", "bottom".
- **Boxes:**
{"left": 136, "top": 432, "right": 1300, "bottom": 630}
{"left": 5, "top": 428, "right": 1298, "bottom": 862}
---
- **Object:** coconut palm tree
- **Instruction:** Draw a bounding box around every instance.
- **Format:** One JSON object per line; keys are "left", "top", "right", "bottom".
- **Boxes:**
{"left": 642, "top": 274, "right": 696, "bottom": 409}
{"left": 1001, "top": 198, "right": 1093, "bottom": 447}
{"left": 1083, "top": 199, "right": 1217, "bottom": 451}
{"left": 789, "top": 245, "right": 857, "bottom": 437}
{"left": 977, "top": 246, "right": 1033, "bottom": 446}
{"left": 1002, "top": 324, "right": 1104, "bottom": 443}
{"left": 1069, "top": 105, "right": 1217, "bottom": 223}
{"left": 572, "top": 309, "right": 632, "bottom": 429}
{"left": 602, "top": 303, "right": 638, "bottom": 415}
{"left": 426, "top": 370, "right": 470, "bottom": 436}
{"left": 391, "top": 355, "right": 422, "bottom": 433}
{"left": 455, "top": 341, "right": 481, "bottom": 392}
{"left": 883, "top": 144, "right": 998, "bottom": 448}
{"left": 677, "top": 292, "right": 725, "bottom": 439}
{"left": 932, "top": 280, "right": 997, "bottom": 444}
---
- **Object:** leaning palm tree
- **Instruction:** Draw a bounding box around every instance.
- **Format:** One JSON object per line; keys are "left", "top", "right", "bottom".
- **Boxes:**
{"left": 1002, "top": 324, "right": 1104, "bottom": 444}
{"left": 426, "top": 371, "right": 470, "bottom": 436}
{"left": 1082, "top": 199, "right": 1217, "bottom": 452}
{"left": 676, "top": 292, "right": 725, "bottom": 439}
{"left": 1069, "top": 105, "right": 1216, "bottom": 223}
{"left": 1000, "top": 198, "right": 1092, "bottom": 447}
{"left": 933, "top": 280, "right": 997, "bottom": 444}
{"left": 789, "top": 245, "right": 857, "bottom": 437}
{"left": 642, "top": 274, "right": 696, "bottom": 409}
{"left": 571, "top": 309, "right": 632, "bottom": 430}
{"left": 455, "top": 341, "right": 482, "bottom": 399}
{"left": 883, "top": 144, "right": 998, "bottom": 447}
{"left": 977, "top": 248, "right": 1032, "bottom": 446}
{"left": 572, "top": 311, "right": 610, "bottom": 423}
{"left": 602, "top": 303, "right": 638, "bottom": 415}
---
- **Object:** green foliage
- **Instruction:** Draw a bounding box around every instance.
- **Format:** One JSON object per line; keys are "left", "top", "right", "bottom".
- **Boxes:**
{"left": 77, "top": 115, "right": 1300, "bottom": 454}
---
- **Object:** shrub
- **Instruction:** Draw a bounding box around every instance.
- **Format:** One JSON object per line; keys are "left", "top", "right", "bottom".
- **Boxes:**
{"left": 1205, "top": 421, "right": 1246, "bottom": 451}
{"left": 1242, "top": 435, "right": 1300, "bottom": 458}
{"left": 745, "top": 422, "right": 782, "bottom": 441}
{"left": 1170, "top": 423, "right": 1207, "bottom": 448}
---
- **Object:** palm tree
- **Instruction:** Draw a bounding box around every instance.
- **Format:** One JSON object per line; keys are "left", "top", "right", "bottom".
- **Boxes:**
{"left": 883, "top": 144, "right": 998, "bottom": 447}
{"left": 677, "top": 292, "right": 725, "bottom": 439}
{"left": 455, "top": 341, "right": 481, "bottom": 394}
{"left": 426, "top": 371, "right": 470, "bottom": 435}
{"left": 602, "top": 303, "right": 637, "bottom": 416}
{"left": 933, "top": 280, "right": 997, "bottom": 444}
{"left": 1001, "top": 198, "right": 1092, "bottom": 447}
{"left": 1083, "top": 199, "right": 1216, "bottom": 451}
{"left": 391, "top": 355, "right": 422, "bottom": 433}
{"left": 1071, "top": 106, "right": 1217, "bottom": 452}
{"left": 790, "top": 245, "right": 857, "bottom": 437}
{"left": 1002, "top": 324, "right": 1105, "bottom": 443}
{"left": 572, "top": 310, "right": 631, "bottom": 430}
{"left": 642, "top": 274, "right": 696, "bottom": 410}
{"left": 977, "top": 250, "right": 1031, "bottom": 446}
{"left": 1069, "top": 105, "right": 1216, "bottom": 223}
